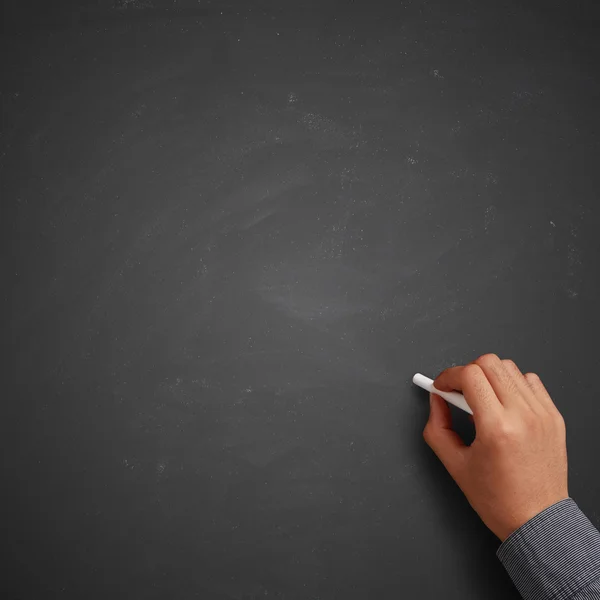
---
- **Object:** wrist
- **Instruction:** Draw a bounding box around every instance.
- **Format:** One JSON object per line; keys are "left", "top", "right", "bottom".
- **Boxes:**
{"left": 495, "top": 493, "right": 570, "bottom": 541}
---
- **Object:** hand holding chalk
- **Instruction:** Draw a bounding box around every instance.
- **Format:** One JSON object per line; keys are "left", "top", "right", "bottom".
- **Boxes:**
{"left": 418, "top": 356, "right": 568, "bottom": 541}
{"left": 413, "top": 373, "right": 473, "bottom": 415}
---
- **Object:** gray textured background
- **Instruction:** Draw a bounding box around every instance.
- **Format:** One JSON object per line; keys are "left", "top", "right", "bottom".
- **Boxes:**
{"left": 4, "top": 1, "right": 600, "bottom": 598}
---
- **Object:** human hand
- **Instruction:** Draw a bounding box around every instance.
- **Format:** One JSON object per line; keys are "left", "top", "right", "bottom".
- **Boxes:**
{"left": 423, "top": 354, "right": 569, "bottom": 541}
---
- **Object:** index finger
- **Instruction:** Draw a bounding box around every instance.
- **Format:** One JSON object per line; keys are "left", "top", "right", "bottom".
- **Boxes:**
{"left": 434, "top": 365, "right": 503, "bottom": 420}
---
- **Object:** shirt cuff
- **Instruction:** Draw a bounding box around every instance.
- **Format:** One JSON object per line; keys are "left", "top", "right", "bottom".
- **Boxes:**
{"left": 497, "top": 499, "right": 600, "bottom": 600}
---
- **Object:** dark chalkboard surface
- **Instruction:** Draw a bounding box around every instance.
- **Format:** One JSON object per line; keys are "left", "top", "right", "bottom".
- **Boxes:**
{"left": 4, "top": 1, "right": 600, "bottom": 598}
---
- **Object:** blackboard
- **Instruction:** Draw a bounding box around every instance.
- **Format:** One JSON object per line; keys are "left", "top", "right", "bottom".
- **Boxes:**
{"left": 5, "top": 1, "right": 600, "bottom": 598}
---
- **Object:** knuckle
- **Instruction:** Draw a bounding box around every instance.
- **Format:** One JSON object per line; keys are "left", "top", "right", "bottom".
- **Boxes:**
{"left": 422, "top": 425, "right": 436, "bottom": 446}
{"left": 503, "top": 359, "right": 518, "bottom": 371}
{"left": 524, "top": 410, "right": 540, "bottom": 429}
{"left": 554, "top": 412, "right": 566, "bottom": 431}
{"left": 524, "top": 372, "right": 540, "bottom": 383}
{"left": 462, "top": 363, "right": 482, "bottom": 382}
{"left": 422, "top": 423, "right": 432, "bottom": 441}
{"left": 495, "top": 420, "right": 520, "bottom": 442}
{"left": 475, "top": 353, "right": 500, "bottom": 368}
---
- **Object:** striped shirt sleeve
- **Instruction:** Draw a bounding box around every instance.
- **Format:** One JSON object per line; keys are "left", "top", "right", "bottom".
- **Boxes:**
{"left": 497, "top": 499, "right": 600, "bottom": 600}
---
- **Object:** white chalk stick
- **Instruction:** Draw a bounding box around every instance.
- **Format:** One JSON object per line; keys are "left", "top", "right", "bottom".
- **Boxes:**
{"left": 412, "top": 373, "right": 473, "bottom": 415}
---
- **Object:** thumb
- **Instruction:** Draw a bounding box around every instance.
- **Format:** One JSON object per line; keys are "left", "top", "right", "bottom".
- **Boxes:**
{"left": 423, "top": 394, "right": 466, "bottom": 477}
